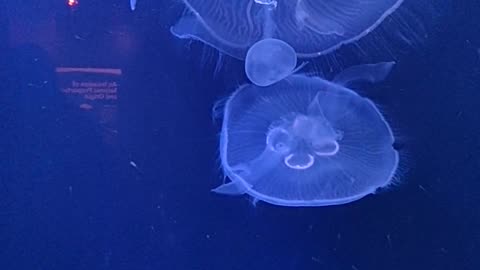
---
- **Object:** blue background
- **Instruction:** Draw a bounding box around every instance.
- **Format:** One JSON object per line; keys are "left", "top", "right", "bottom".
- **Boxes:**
{"left": 0, "top": 1, "right": 479, "bottom": 269}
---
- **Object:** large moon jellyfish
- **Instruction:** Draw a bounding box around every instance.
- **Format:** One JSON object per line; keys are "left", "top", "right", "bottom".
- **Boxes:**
{"left": 212, "top": 62, "right": 399, "bottom": 207}
{"left": 171, "top": 0, "right": 404, "bottom": 85}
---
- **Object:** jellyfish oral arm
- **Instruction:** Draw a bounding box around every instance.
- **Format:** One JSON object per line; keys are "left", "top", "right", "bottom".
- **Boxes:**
{"left": 212, "top": 181, "right": 246, "bottom": 196}
{"left": 333, "top": 62, "right": 396, "bottom": 87}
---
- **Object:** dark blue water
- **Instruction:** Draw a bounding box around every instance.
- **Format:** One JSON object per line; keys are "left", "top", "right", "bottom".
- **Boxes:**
{"left": 1, "top": 1, "right": 479, "bottom": 270}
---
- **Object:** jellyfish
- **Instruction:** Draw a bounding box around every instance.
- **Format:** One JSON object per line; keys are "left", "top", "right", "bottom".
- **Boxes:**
{"left": 244, "top": 38, "right": 297, "bottom": 87}
{"left": 212, "top": 62, "right": 399, "bottom": 207}
{"left": 171, "top": 0, "right": 404, "bottom": 86}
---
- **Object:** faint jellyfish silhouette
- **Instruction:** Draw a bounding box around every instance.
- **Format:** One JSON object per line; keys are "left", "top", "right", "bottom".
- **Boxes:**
{"left": 212, "top": 62, "right": 399, "bottom": 207}
{"left": 171, "top": 0, "right": 404, "bottom": 86}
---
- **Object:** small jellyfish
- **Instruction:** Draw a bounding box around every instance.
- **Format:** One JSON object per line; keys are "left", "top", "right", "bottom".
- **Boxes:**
{"left": 171, "top": 0, "right": 404, "bottom": 58}
{"left": 245, "top": 38, "right": 297, "bottom": 87}
{"left": 213, "top": 62, "right": 399, "bottom": 207}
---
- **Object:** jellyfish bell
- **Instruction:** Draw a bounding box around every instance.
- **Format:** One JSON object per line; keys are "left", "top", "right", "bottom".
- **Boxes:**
{"left": 170, "top": 0, "right": 404, "bottom": 59}
{"left": 171, "top": 0, "right": 406, "bottom": 86}
{"left": 245, "top": 38, "right": 297, "bottom": 87}
{"left": 212, "top": 62, "right": 399, "bottom": 207}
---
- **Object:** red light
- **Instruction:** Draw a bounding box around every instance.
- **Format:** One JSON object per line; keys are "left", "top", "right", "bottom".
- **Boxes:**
{"left": 67, "top": 0, "right": 79, "bottom": 7}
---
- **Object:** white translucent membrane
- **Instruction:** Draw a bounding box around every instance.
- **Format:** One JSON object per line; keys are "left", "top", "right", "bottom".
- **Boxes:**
{"left": 213, "top": 62, "right": 399, "bottom": 207}
{"left": 171, "top": 0, "right": 404, "bottom": 59}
